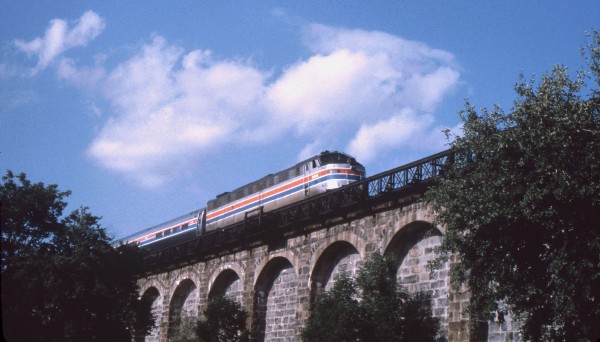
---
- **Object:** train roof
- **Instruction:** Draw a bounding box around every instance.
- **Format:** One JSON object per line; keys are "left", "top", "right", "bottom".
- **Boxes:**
{"left": 115, "top": 209, "right": 204, "bottom": 244}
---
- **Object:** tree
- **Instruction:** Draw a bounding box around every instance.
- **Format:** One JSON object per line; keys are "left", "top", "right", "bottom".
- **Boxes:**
{"left": 301, "top": 274, "right": 362, "bottom": 342}
{"left": 1, "top": 171, "right": 154, "bottom": 341}
{"left": 426, "top": 31, "right": 600, "bottom": 341}
{"left": 169, "top": 315, "right": 200, "bottom": 342}
{"left": 196, "top": 296, "right": 249, "bottom": 342}
{"left": 355, "top": 252, "right": 408, "bottom": 341}
{"left": 302, "top": 252, "right": 442, "bottom": 342}
{"left": 1, "top": 170, "right": 69, "bottom": 269}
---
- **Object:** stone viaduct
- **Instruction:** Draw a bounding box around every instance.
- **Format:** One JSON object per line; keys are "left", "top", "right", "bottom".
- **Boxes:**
{"left": 135, "top": 151, "right": 520, "bottom": 342}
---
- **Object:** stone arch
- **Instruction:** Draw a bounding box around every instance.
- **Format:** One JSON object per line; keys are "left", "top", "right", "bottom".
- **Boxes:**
{"left": 167, "top": 278, "right": 198, "bottom": 339}
{"left": 252, "top": 256, "right": 298, "bottom": 341}
{"left": 208, "top": 268, "right": 243, "bottom": 304}
{"left": 383, "top": 220, "right": 448, "bottom": 322}
{"left": 139, "top": 278, "right": 164, "bottom": 297}
{"left": 252, "top": 249, "right": 299, "bottom": 288}
{"left": 309, "top": 240, "right": 361, "bottom": 304}
{"left": 377, "top": 203, "right": 439, "bottom": 252}
{"left": 308, "top": 231, "right": 366, "bottom": 277}
{"left": 137, "top": 286, "right": 162, "bottom": 342}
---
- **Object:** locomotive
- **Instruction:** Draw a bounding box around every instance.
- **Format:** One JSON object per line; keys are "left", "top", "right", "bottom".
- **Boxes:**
{"left": 118, "top": 151, "right": 365, "bottom": 251}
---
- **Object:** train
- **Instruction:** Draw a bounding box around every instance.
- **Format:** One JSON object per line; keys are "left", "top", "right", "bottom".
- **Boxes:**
{"left": 117, "top": 151, "right": 366, "bottom": 251}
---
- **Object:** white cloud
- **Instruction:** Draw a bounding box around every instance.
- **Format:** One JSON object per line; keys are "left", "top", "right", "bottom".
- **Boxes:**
{"left": 346, "top": 110, "right": 434, "bottom": 163}
{"left": 269, "top": 24, "right": 460, "bottom": 162}
{"left": 87, "top": 26, "right": 460, "bottom": 186}
{"left": 15, "top": 10, "right": 105, "bottom": 73}
{"left": 266, "top": 49, "right": 395, "bottom": 133}
{"left": 304, "top": 24, "right": 456, "bottom": 73}
{"left": 18, "top": 13, "right": 460, "bottom": 187}
{"left": 87, "top": 36, "right": 269, "bottom": 186}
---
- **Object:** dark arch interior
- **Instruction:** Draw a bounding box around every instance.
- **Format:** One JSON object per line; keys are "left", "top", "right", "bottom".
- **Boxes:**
{"left": 136, "top": 287, "right": 161, "bottom": 342}
{"left": 383, "top": 221, "right": 442, "bottom": 276}
{"left": 252, "top": 257, "right": 296, "bottom": 341}
{"left": 167, "top": 279, "right": 197, "bottom": 338}
{"left": 208, "top": 269, "right": 241, "bottom": 301}
{"left": 309, "top": 241, "right": 360, "bottom": 304}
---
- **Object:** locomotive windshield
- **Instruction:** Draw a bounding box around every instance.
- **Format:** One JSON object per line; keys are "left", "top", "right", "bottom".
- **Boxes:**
{"left": 319, "top": 152, "right": 360, "bottom": 166}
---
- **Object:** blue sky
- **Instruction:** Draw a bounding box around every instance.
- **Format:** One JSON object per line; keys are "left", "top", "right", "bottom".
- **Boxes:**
{"left": 1, "top": 1, "right": 598, "bottom": 239}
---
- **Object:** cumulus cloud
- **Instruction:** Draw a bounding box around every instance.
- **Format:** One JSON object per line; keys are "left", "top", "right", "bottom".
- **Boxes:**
{"left": 347, "top": 110, "right": 434, "bottom": 163}
{"left": 15, "top": 11, "right": 105, "bottom": 73}
{"left": 270, "top": 24, "right": 460, "bottom": 163}
{"left": 19, "top": 13, "right": 460, "bottom": 187}
{"left": 266, "top": 49, "right": 394, "bottom": 132}
{"left": 88, "top": 25, "right": 459, "bottom": 186}
{"left": 303, "top": 24, "right": 460, "bottom": 112}
{"left": 88, "top": 36, "right": 269, "bottom": 186}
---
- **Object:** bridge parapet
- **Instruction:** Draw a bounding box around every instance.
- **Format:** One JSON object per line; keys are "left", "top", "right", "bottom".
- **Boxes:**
{"left": 141, "top": 149, "right": 453, "bottom": 274}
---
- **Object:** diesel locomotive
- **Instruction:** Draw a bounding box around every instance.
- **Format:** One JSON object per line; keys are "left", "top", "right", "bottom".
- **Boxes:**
{"left": 118, "top": 151, "right": 365, "bottom": 251}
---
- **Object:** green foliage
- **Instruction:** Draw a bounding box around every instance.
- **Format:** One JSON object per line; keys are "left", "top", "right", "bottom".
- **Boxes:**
{"left": 356, "top": 252, "right": 407, "bottom": 341}
{"left": 1, "top": 171, "right": 154, "bottom": 341}
{"left": 302, "top": 252, "right": 442, "bottom": 342}
{"left": 169, "top": 315, "right": 200, "bottom": 342}
{"left": 196, "top": 296, "right": 249, "bottom": 342}
{"left": 1, "top": 170, "right": 70, "bottom": 268}
{"left": 301, "top": 274, "right": 361, "bottom": 341}
{"left": 426, "top": 31, "right": 600, "bottom": 341}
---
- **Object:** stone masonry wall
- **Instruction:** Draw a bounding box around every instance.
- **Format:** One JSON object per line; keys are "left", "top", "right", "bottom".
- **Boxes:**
{"left": 137, "top": 202, "right": 519, "bottom": 341}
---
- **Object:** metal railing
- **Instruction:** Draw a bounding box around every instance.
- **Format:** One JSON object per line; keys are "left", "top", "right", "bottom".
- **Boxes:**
{"left": 142, "top": 149, "right": 454, "bottom": 272}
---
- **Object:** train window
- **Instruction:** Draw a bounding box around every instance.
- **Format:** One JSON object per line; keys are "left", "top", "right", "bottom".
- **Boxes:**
{"left": 164, "top": 229, "right": 171, "bottom": 236}
{"left": 312, "top": 160, "right": 317, "bottom": 168}
{"left": 155, "top": 232, "right": 163, "bottom": 238}
{"left": 181, "top": 223, "right": 189, "bottom": 230}
{"left": 173, "top": 226, "right": 180, "bottom": 233}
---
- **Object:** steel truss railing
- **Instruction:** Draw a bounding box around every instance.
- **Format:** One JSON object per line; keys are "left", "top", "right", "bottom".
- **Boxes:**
{"left": 276, "top": 149, "right": 452, "bottom": 226}
{"left": 143, "top": 149, "right": 453, "bottom": 272}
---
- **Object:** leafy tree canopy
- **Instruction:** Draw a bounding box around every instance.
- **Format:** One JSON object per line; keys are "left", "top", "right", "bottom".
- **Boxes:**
{"left": 301, "top": 274, "right": 362, "bottom": 342}
{"left": 426, "top": 31, "right": 600, "bottom": 341}
{"left": 168, "top": 315, "right": 201, "bottom": 342}
{"left": 196, "top": 296, "right": 249, "bottom": 342}
{"left": 1, "top": 171, "right": 154, "bottom": 341}
{"left": 302, "top": 252, "right": 441, "bottom": 342}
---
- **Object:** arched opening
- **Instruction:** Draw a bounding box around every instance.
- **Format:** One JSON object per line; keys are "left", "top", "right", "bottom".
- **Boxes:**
{"left": 167, "top": 279, "right": 198, "bottom": 339}
{"left": 208, "top": 269, "right": 243, "bottom": 304}
{"left": 309, "top": 240, "right": 361, "bottom": 305}
{"left": 384, "top": 221, "right": 448, "bottom": 324}
{"left": 137, "top": 287, "right": 161, "bottom": 342}
{"left": 252, "top": 257, "right": 298, "bottom": 341}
